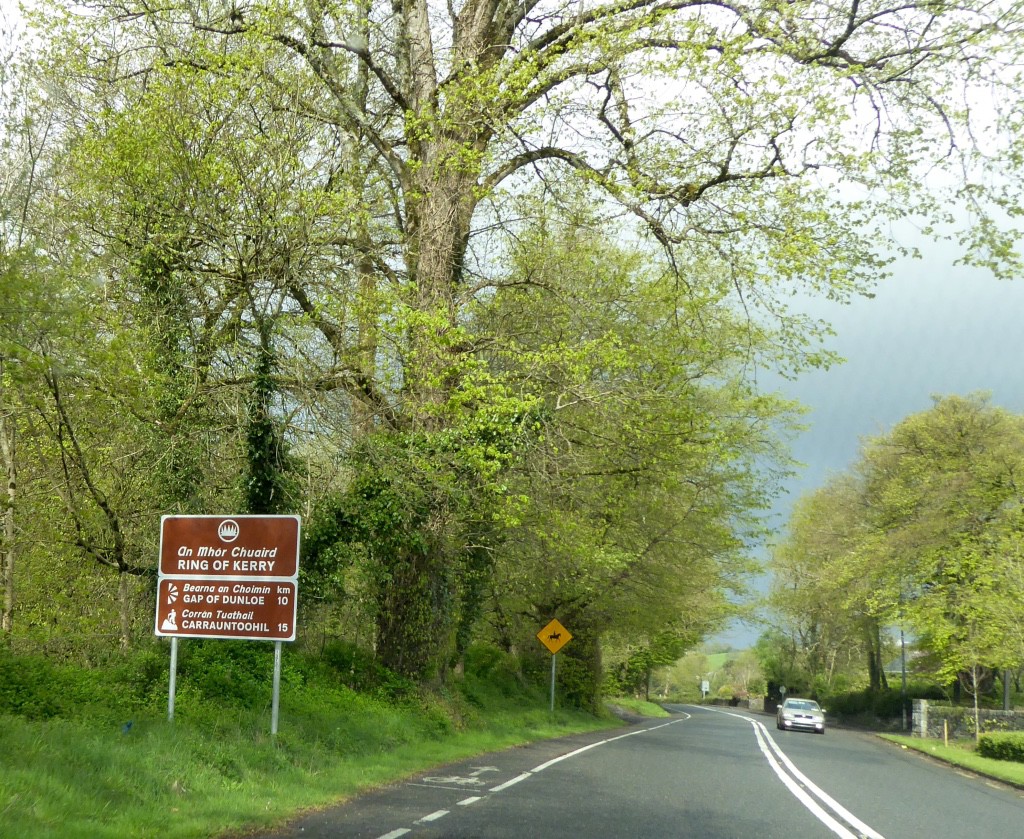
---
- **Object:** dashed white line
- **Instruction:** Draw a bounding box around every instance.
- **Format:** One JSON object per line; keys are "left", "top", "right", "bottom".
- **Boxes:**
{"left": 416, "top": 809, "right": 449, "bottom": 823}
{"left": 383, "top": 718, "right": 691, "bottom": 837}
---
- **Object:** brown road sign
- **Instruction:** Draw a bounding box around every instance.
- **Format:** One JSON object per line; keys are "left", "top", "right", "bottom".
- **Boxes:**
{"left": 155, "top": 578, "right": 297, "bottom": 641}
{"left": 159, "top": 515, "right": 299, "bottom": 578}
{"left": 537, "top": 618, "right": 572, "bottom": 654}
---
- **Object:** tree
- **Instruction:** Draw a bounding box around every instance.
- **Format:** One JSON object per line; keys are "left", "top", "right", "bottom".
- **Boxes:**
{"left": 18, "top": 0, "right": 1024, "bottom": 677}
{"left": 0, "top": 22, "right": 66, "bottom": 637}
{"left": 768, "top": 474, "right": 885, "bottom": 692}
{"left": 770, "top": 395, "right": 1024, "bottom": 700}
{"left": 470, "top": 201, "right": 800, "bottom": 704}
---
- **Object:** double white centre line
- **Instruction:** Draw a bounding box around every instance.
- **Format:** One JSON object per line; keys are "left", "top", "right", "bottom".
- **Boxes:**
{"left": 702, "top": 707, "right": 885, "bottom": 839}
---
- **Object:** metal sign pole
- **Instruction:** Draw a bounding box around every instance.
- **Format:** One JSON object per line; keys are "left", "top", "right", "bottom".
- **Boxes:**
{"left": 550, "top": 653, "right": 557, "bottom": 714}
{"left": 271, "top": 640, "right": 282, "bottom": 736}
{"left": 168, "top": 637, "right": 178, "bottom": 722}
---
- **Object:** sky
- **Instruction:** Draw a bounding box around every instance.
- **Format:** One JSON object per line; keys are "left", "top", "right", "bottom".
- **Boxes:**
{"left": 718, "top": 237, "right": 1024, "bottom": 648}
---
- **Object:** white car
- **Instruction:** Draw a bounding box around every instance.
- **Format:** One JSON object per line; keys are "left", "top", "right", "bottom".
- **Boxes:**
{"left": 776, "top": 697, "right": 826, "bottom": 734}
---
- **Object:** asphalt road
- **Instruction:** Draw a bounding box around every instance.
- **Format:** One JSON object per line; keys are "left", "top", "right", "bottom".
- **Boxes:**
{"left": 251, "top": 705, "right": 1024, "bottom": 838}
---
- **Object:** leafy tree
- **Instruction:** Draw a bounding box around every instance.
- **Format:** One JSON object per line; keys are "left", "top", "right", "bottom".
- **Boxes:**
{"left": 11, "top": 0, "right": 1024, "bottom": 681}
{"left": 470, "top": 203, "right": 800, "bottom": 704}
{"left": 770, "top": 395, "right": 1024, "bottom": 701}
{"left": 768, "top": 474, "right": 884, "bottom": 691}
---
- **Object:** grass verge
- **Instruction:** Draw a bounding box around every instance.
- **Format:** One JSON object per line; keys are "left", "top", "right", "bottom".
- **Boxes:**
{"left": 880, "top": 734, "right": 1024, "bottom": 787}
{"left": 0, "top": 640, "right": 643, "bottom": 839}
{"left": 0, "top": 698, "right": 620, "bottom": 839}
{"left": 605, "top": 697, "right": 672, "bottom": 718}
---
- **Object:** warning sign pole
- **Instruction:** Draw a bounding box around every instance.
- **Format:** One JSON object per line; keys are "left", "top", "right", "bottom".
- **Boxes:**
{"left": 537, "top": 619, "right": 572, "bottom": 714}
{"left": 550, "top": 653, "right": 557, "bottom": 714}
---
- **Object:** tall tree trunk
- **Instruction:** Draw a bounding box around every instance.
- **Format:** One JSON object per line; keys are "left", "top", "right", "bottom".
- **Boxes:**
{"left": 865, "top": 618, "right": 888, "bottom": 691}
{"left": 118, "top": 570, "right": 132, "bottom": 649}
{"left": 0, "top": 356, "right": 15, "bottom": 635}
{"left": 376, "top": 539, "right": 452, "bottom": 681}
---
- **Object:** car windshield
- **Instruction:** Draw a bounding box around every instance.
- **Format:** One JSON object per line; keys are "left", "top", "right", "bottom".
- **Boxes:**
{"left": 786, "top": 700, "right": 820, "bottom": 711}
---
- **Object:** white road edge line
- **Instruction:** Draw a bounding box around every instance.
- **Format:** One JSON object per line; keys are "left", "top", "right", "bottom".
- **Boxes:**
{"left": 385, "top": 715, "right": 695, "bottom": 838}
{"left": 530, "top": 717, "right": 689, "bottom": 773}
{"left": 489, "top": 772, "right": 532, "bottom": 792}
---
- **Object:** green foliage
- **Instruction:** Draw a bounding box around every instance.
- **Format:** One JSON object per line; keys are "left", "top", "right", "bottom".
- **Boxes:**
{"left": 175, "top": 639, "right": 294, "bottom": 706}
{"left": 461, "top": 643, "right": 530, "bottom": 703}
{"left": 768, "top": 395, "right": 1024, "bottom": 696}
{"left": 0, "top": 645, "right": 161, "bottom": 723}
{"left": 820, "top": 685, "right": 945, "bottom": 721}
{"left": 604, "top": 633, "right": 690, "bottom": 696}
{"left": 0, "top": 645, "right": 616, "bottom": 839}
{"left": 885, "top": 735, "right": 1024, "bottom": 787}
{"left": 244, "top": 326, "right": 299, "bottom": 515}
{"left": 8, "top": 0, "right": 1024, "bottom": 698}
{"left": 978, "top": 732, "right": 1024, "bottom": 763}
{"left": 320, "top": 639, "right": 417, "bottom": 701}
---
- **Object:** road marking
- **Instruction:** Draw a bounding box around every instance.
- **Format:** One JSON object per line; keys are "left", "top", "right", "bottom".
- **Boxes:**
{"left": 416, "top": 809, "right": 449, "bottom": 823}
{"left": 420, "top": 774, "right": 490, "bottom": 786}
{"left": 490, "top": 771, "right": 532, "bottom": 792}
{"left": 530, "top": 718, "right": 688, "bottom": 773}
{"left": 396, "top": 717, "right": 692, "bottom": 836}
{"left": 407, "top": 782, "right": 484, "bottom": 792}
{"left": 694, "top": 706, "right": 886, "bottom": 839}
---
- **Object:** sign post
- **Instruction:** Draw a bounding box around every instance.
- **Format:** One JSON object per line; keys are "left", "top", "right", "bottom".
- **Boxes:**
{"left": 155, "top": 515, "right": 300, "bottom": 732}
{"left": 537, "top": 618, "right": 572, "bottom": 713}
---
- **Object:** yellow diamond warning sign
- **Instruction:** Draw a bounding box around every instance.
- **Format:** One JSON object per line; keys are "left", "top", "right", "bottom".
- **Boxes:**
{"left": 537, "top": 618, "right": 572, "bottom": 654}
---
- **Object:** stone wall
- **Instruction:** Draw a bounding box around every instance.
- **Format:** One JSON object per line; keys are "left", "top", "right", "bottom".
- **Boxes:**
{"left": 912, "top": 699, "right": 1024, "bottom": 739}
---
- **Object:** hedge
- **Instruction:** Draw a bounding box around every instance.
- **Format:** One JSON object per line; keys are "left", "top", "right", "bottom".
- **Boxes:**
{"left": 978, "top": 731, "right": 1024, "bottom": 763}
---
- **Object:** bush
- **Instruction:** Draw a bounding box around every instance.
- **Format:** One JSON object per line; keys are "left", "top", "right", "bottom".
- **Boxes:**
{"left": 0, "top": 644, "right": 163, "bottom": 723}
{"left": 978, "top": 732, "right": 1024, "bottom": 763}
{"left": 0, "top": 647, "right": 65, "bottom": 719}
{"left": 320, "top": 639, "right": 416, "bottom": 701}
{"left": 176, "top": 639, "right": 280, "bottom": 705}
{"left": 462, "top": 643, "right": 526, "bottom": 701}
{"left": 822, "top": 684, "right": 946, "bottom": 720}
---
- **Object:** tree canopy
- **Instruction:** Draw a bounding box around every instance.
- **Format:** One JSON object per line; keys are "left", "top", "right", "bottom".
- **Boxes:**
{"left": 3, "top": 0, "right": 1024, "bottom": 695}
{"left": 767, "top": 394, "right": 1024, "bottom": 697}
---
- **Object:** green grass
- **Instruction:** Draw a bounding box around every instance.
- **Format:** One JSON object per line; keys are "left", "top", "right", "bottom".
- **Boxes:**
{"left": 0, "top": 638, "right": 688, "bottom": 839}
{"left": 705, "top": 652, "right": 732, "bottom": 671}
{"left": 880, "top": 735, "right": 1024, "bottom": 787}
{"left": 0, "top": 679, "right": 626, "bottom": 839}
{"left": 606, "top": 697, "right": 672, "bottom": 718}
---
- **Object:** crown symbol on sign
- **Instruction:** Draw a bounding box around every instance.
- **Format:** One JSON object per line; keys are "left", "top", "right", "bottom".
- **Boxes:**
{"left": 218, "top": 520, "right": 240, "bottom": 542}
